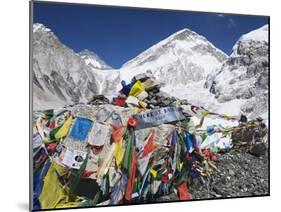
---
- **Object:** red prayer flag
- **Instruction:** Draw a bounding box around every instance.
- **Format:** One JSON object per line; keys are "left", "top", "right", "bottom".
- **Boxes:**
{"left": 111, "top": 124, "right": 125, "bottom": 143}
{"left": 142, "top": 130, "right": 157, "bottom": 158}
{"left": 48, "top": 120, "right": 56, "bottom": 129}
{"left": 177, "top": 182, "right": 191, "bottom": 200}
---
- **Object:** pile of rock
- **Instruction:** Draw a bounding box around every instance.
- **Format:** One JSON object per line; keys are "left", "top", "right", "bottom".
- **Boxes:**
{"left": 128, "top": 73, "right": 179, "bottom": 109}
{"left": 88, "top": 95, "right": 110, "bottom": 105}
{"left": 189, "top": 147, "right": 269, "bottom": 199}
{"left": 34, "top": 72, "right": 267, "bottom": 209}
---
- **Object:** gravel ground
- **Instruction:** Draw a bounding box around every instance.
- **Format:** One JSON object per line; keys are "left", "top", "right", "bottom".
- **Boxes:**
{"left": 190, "top": 147, "right": 269, "bottom": 199}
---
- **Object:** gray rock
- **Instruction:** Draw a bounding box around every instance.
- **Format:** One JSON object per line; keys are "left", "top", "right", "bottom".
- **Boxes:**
{"left": 33, "top": 23, "right": 120, "bottom": 110}
{"left": 208, "top": 25, "right": 268, "bottom": 118}
{"left": 190, "top": 148, "right": 269, "bottom": 199}
{"left": 229, "top": 169, "right": 235, "bottom": 176}
{"left": 250, "top": 143, "right": 267, "bottom": 157}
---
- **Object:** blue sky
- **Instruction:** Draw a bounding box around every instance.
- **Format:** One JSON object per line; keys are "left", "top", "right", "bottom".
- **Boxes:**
{"left": 33, "top": 2, "right": 268, "bottom": 69}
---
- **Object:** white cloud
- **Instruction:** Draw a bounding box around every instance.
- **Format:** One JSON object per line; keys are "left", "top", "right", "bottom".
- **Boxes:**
{"left": 217, "top": 14, "right": 225, "bottom": 18}
{"left": 216, "top": 14, "right": 237, "bottom": 28}
{"left": 227, "top": 17, "right": 237, "bottom": 28}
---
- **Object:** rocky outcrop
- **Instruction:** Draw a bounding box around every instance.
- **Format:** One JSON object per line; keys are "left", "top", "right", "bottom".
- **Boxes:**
{"left": 190, "top": 148, "right": 269, "bottom": 199}
{"left": 32, "top": 23, "right": 119, "bottom": 110}
{"left": 207, "top": 25, "right": 268, "bottom": 118}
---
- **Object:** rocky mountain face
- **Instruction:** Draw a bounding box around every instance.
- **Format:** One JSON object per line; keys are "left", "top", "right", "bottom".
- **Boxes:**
{"left": 33, "top": 23, "right": 268, "bottom": 119}
{"left": 120, "top": 28, "right": 228, "bottom": 89}
{"left": 118, "top": 28, "right": 229, "bottom": 109}
{"left": 207, "top": 25, "right": 269, "bottom": 118}
{"left": 78, "top": 49, "right": 120, "bottom": 95}
{"left": 32, "top": 23, "right": 119, "bottom": 110}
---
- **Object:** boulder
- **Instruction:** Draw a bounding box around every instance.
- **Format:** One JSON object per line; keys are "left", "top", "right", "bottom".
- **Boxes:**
{"left": 88, "top": 95, "right": 110, "bottom": 105}
{"left": 249, "top": 143, "right": 267, "bottom": 157}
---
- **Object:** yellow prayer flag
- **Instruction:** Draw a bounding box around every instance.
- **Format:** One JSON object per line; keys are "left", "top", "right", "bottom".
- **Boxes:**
{"left": 129, "top": 80, "right": 145, "bottom": 97}
{"left": 55, "top": 116, "right": 73, "bottom": 139}
{"left": 180, "top": 162, "right": 183, "bottom": 171}
{"left": 200, "top": 110, "right": 210, "bottom": 116}
{"left": 114, "top": 137, "right": 124, "bottom": 167}
{"left": 39, "top": 159, "right": 70, "bottom": 209}
{"left": 224, "top": 115, "right": 232, "bottom": 120}
{"left": 150, "top": 169, "right": 157, "bottom": 178}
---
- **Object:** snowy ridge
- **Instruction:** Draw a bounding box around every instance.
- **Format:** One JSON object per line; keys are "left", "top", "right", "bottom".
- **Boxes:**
{"left": 231, "top": 24, "right": 268, "bottom": 56}
{"left": 122, "top": 28, "right": 227, "bottom": 69}
{"left": 239, "top": 25, "right": 268, "bottom": 43}
{"left": 119, "top": 27, "right": 228, "bottom": 113}
{"left": 120, "top": 27, "right": 228, "bottom": 84}
{"left": 89, "top": 67, "right": 120, "bottom": 95}
{"left": 32, "top": 23, "right": 119, "bottom": 110}
{"left": 33, "top": 23, "right": 52, "bottom": 33}
{"left": 79, "top": 49, "right": 112, "bottom": 70}
{"left": 33, "top": 23, "right": 268, "bottom": 120}
{"left": 210, "top": 24, "right": 269, "bottom": 120}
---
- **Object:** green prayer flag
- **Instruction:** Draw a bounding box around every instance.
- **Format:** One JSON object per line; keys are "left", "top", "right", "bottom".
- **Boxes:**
{"left": 122, "top": 131, "right": 135, "bottom": 176}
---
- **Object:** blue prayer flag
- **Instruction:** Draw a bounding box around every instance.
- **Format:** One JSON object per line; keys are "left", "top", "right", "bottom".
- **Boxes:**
{"left": 69, "top": 117, "right": 93, "bottom": 141}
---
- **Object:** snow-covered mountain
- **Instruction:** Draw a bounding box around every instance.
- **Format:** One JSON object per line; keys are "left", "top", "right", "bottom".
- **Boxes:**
{"left": 32, "top": 23, "right": 268, "bottom": 120}
{"left": 79, "top": 49, "right": 112, "bottom": 70}
{"left": 119, "top": 28, "right": 228, "bottom": 107}
{"left": 79, "top": 49, "right": 120, "bottom": 95}
{"left": 208, "top": 25, "right": 269, "bottom": 119}
{"left": 121, "top": 28, "right": 228, "bottom": 80}
{"left": 32, "top": 23, "right": 119, "bottom": 110}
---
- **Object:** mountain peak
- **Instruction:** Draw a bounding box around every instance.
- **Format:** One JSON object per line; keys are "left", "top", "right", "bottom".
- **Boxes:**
{"left": 79, "top": 49, "right": 99, "bottom": 58}
{"left": 168, "top": 28, "right": 209, "bottom": 43}
{"left": 172, "top": 28, "right": 192, "bottom": 35}
{"left": 33, "top": 23, "right": 51, "bottom": 33}
{"left": 231, "top": 24, "right": 268, "bottom": 56}
{"left": 79, "top": 49, "right": 112, "bottom": 70}
{"left": 239, "top": 24, "right": 268, "bottom": 43}
{"left": 122, "top": 27, "right": 227, "bottom": 69}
